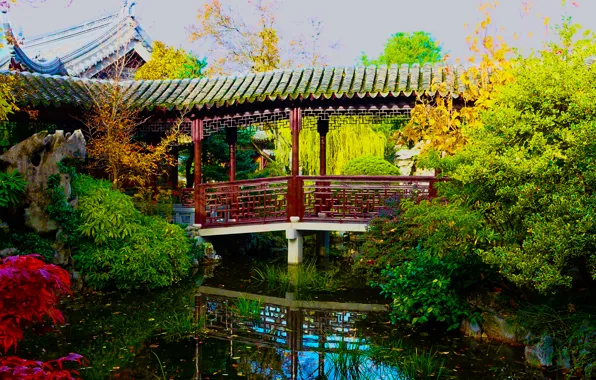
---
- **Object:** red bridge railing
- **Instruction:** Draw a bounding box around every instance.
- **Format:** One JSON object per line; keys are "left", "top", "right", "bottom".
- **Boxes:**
{"left": 181, "top": 175, "right": 440, "bottom": 228}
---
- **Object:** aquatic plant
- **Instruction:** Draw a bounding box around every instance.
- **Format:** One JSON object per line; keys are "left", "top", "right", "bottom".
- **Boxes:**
{"left": 160, "top": 311, "right": 206, "bottom": 342}
{"left": 399, "top": 349, "right": 445, "bottom": 380}
{"left": 229, "top": 295, "right": 263, "bottom": 321}
{"left": 252, "top": 262, "right": 338, "bottom": 293}
{"left": 325, "top": 340, "right": 371, "bottom": 380}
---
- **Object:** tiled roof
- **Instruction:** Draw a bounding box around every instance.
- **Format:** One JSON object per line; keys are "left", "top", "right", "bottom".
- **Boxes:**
{"left": 4, "top": 64, "right": 466, "bottom": 111}
{"left": 0, "top": 1, "right": 152, "bottom": 77}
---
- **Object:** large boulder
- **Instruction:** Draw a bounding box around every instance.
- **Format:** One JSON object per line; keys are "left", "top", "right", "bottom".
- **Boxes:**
{"left": 0, "top": 130, "right": 86, "bottom": 233}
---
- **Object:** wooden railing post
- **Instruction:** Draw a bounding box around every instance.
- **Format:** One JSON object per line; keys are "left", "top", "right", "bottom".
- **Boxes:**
{"left": 192, "top": 119, "right": 206, "bottom": 226}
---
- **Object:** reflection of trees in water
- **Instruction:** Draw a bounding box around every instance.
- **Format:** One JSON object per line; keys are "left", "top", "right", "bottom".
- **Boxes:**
{"left": 235, "top": 345, "right": 286, "bottom": 379}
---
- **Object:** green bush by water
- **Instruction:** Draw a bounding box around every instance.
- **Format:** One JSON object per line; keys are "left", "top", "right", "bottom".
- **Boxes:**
{"left": 357, "top": 198, "right": 487, "bottom": 330}
{"left": 71, "top": 175, "right": 193, "bottom": 290}
{"left": 341, "top": 156, "right": 400, "bottom": 176}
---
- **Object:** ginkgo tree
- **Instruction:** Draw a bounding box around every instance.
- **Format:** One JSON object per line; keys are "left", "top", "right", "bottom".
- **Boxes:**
{"left": 135, "top": 41, "right": 207, "bottom": 80}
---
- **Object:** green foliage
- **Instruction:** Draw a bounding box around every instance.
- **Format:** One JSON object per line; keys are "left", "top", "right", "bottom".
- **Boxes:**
{"left": 428, "top": 22, "right": 596, "bottom": 294}
{"left": 73, "top": 175, "right": 193, "bottom": 290}
{"left": 161, "top": 311, "right": 206, "bottom": 343}
{"left": 9, "top": 233, "right": 55, "bottom": 262}
{"left": 229, "top": 295, "right": 263, "bottom": 321}
{"left": 200, "top": 130, "right": 258, "bottom": 182}
{"left": 361, "top": 31, "right": 443, "bottom": 66}
{"left": 77, "top": 180, "right": 139, "bottom": 245}
{"left": 135, "top": 41, "right": 207, "bottom": 80}
{"left": 252, "top": 262, "right": 339, "bottom": 294}
{"left": 0, "top": 169, "right": 26, "bottom": 208}
{"left": 378, "top": 249, "right": 479, "bottom": 330}
{"left": 273, "top": 116, "right": 389, "bottom": 175}
{"left": 46, "top": 171, "right": 81, "bottom": 247}
{"left": 508, "top": 304, "right": 596, "bottom": 377}
{"left": 76, "top": 215, "right": 191, "bottom": 290}
{"left": 358, "top": 198, "right": 488, "bottom": 329}
{"left": 341, "top": 156, "right": 400, "bottom": 176}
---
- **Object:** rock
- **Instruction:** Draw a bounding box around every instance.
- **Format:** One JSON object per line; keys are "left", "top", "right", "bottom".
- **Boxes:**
{"left": 460, "top": 318, "right": 483, "bottom": 339}
{"left": 0, "top": 247, "right": 19, "bottom": 258}
{"left": 480, "top": 312, "right": 523, "bottom": 345}
{"left": 525, "top": 335, "right": 555, "bottom": 367}
{"left": 394, "top": 142, "right": 435, "bottom": 176}
{"left": 0, "top": 130, "right": 86, "bottom": 233}
{"left": 70, "top": 271, "right": 83, "bottom": 291}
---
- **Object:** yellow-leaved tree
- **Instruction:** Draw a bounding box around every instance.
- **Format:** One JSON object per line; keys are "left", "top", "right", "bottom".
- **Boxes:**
{"left": 134, "top": 41, "right": 207, "bottom": 80}
{"left": 396, "top": 1, "right": 516, "bottom": 157}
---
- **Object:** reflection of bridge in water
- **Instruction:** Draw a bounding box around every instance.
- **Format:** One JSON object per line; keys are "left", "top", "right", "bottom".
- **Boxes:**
{"left": 195, "top": 286, "right": 396, "bottom": 379}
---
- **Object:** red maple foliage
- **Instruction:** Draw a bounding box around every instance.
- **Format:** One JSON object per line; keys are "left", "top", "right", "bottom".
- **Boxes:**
{"left": 0, "top": 254, "right": 71, "bottom": 352}
{"left": 0, "top": 354, "right": 85, "bottom": 379}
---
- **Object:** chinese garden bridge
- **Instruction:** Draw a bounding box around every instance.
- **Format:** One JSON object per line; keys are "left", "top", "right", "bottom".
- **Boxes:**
{"left": 3, "top": 64, "right": 464, "bottom": 263}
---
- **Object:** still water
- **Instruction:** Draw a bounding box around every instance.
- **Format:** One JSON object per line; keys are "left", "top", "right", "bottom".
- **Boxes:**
{"left": 17, "top": 257, "right": 542, "bottom": 379}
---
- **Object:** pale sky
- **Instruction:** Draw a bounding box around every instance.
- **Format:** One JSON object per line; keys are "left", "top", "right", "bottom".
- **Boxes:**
{"left": 5, "top": 0, "right": 596, "bottom": 71}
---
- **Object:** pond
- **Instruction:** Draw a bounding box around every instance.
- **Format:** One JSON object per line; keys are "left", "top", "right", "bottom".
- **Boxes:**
{"left": 18, "top": 250, "right": 546, "bottom": 379}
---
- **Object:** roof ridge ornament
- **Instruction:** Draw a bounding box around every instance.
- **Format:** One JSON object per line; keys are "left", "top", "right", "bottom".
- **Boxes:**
{"left": 122, "top": 0, "right": 136, "bottom": 17}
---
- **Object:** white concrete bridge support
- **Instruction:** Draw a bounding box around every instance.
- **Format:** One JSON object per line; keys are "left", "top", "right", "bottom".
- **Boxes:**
{"left": 286, "top": 229, "right": 303, "bottom": 264}
{"left": 195, "top": 221, "right": 367, "bottom": 265}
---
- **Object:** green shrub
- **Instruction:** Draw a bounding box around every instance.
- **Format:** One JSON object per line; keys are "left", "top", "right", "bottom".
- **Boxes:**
{"left": 74, "top": 175, "right": 192, "bottom": 290}
{"left": 77, "top": 183, "right": 139, "bottom": 244}
{"left": 76, "top": 215, "right": 191, "bottom": 290}
{"left": 341, "top": 156, "right": 400, "bottom": 176}
{"left": 10, "top": 233, "right": 55, "bottom": 262}
{"left": 0, "top": 169, "right": 26, "bottom": 208}
{"left": 357, "top": 198, "right": 490, "bottom": 329}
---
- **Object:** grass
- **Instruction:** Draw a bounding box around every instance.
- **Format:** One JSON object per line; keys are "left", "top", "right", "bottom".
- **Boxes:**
{"left": 325, "top": 340, "right": 371, "bottom": 380}
{"left": 229, "top": 295, "right": 263, "bottom": 320}
{"left": 324, "top": 338, "right": 446, "bottom": 380}
{"left": 252, "top": 261, "right": 339, "bottom": 293}
{"left": 160, "top": 311, "right": 206, "bottom": 342}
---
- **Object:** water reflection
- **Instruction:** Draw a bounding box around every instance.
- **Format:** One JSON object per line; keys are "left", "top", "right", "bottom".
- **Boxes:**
{"left": 194, "top": 286, "right": 405, "bottom": 379}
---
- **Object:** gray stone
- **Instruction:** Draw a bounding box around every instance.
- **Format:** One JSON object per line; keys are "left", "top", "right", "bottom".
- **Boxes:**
{"left": 0, "top": 247, "right": 19, "bottom": 258}
{"left": 525, "top": 335, "right": 555, "bottom": 367}
{"left": 70, "top": 271, "right": 83, "bottom": 291}
{"left": 0, "top": 130, "right": 86, "bottom": 233}
{"left": 461, "top": 318, "right": 483, "bottom": 339}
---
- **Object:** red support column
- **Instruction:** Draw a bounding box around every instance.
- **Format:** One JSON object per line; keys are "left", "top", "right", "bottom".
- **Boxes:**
{"left": 226, "top": 127, "right": 238, "bottom": 182}
{"left": 192, "top": 119, "right": 206, "bottom": 225}
{"left": 287, "top": 108, "right": 303, "bottom": 220}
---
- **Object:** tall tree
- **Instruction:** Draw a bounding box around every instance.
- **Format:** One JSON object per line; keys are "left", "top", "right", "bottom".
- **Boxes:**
{"left": 189, "top": 0, "right": 330, "bottom": 75}
{"left": 135, "top": 41, "right": 207, "bottom": 80}
{"left": 361, "top": 31, "right": 443, "bottom": 66}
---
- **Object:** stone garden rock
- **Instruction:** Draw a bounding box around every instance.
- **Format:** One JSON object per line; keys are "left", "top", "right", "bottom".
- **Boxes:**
{"left": 0, "top": 130, "right": 86, "bottom": 234}
{"left": 0, "top": 247, "right": 19, "bottom": 258}
{"left": 525, "top": 335, "right": 555, "bottom": 367}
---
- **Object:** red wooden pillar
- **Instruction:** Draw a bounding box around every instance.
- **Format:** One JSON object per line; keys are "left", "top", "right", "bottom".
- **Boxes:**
{"left": 226, "top": 127, "right": 238, "bottom": 182}
{"left": 287, "top": 108, "right": 303, "bottom": 220}
{"left": 192, "top": 119, "right": 206, "bottom": 225}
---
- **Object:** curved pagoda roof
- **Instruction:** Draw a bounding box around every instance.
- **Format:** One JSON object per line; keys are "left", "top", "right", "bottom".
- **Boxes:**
{"left": 0, "top": 1, "right": 152, "bottom": 77}
{"left": 4, "top": 63, "right": 467, "bottom": 112}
